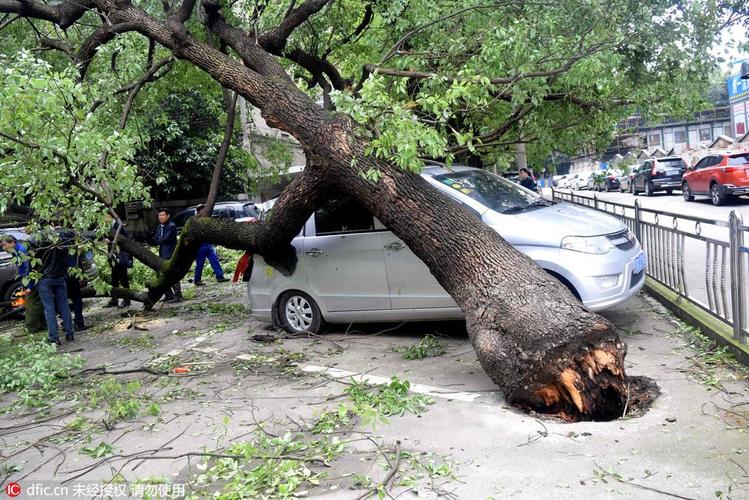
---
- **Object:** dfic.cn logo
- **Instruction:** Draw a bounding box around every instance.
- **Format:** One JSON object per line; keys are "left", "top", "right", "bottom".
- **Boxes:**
{"left": 5, "top": 482, "right": 21, "bottom": 497}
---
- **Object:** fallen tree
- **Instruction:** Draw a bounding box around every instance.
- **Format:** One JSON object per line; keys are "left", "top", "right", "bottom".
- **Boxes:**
{"left": 0, "top": 0, "right": 725, "bottom": 420}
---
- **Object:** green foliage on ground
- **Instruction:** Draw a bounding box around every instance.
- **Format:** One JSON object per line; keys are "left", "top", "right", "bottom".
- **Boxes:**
{"left": 0, "top": 336, "right": 83, "bottom": 409}
{"left": 345, "top": 376, "right": 434, "bottom": 425}
{"left": 192, "top": 431, "right": 331, "bottom": 499}
{"left": 191, "top": 373, "right": 437, "bottom": 498}
{"left": 394, "top": 335, "right": 447, "bottom": 360}
{"left": 88, "top": 377, "right": 153, "bottom": 426}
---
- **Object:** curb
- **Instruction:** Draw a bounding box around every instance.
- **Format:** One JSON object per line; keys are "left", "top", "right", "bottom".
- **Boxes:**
{"left": 644, "top": 277, "right": 749, "bottom": 365}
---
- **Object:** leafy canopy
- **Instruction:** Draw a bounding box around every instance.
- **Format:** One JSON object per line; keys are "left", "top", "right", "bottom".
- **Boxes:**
{"left": 0, "top": 0, "right": 732, "bottom": 232}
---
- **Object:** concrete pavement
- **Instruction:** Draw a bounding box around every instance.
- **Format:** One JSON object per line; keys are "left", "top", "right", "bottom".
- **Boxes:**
{"left": 1, "top": 287, "right": 747, "bottom": 499}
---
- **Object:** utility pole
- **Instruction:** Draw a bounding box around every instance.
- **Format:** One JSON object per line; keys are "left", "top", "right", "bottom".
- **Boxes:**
{"left": 516, "top": 142, "right": 527, "bottom": 171}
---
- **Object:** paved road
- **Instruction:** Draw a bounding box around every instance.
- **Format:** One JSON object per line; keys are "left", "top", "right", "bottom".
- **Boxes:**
{"left": 546, "top": 187, "right": 749, "bottom": 227}
{"left": 547, "top": 188, "right": 749, "bottom": 330}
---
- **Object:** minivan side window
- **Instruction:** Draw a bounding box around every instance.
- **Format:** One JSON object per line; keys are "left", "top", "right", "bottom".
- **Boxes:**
{"left": 315, "top": 198, "right": 374, "bottom": 235}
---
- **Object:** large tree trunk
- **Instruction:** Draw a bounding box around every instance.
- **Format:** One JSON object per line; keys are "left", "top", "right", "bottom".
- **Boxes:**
{"left": 0, "top": 0, "right": 629, "bottom": 421}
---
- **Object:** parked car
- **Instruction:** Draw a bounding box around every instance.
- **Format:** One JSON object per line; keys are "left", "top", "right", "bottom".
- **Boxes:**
{"left": 587, "top": 170, "right": 621, "bottom": 192}
{"left": 0, "top": 228, "right": 27, "bottom": 304}
{"left": 618, "top": 172, "right": 634, "bottom": 193}
{"left": 575, "top": 171, "right": 598, "bottom": 190}
{"left": 567, "top": 172, "right": 586, "bottom": 190}
{"left": 248, "top": 166, "right": 647, "bottom": 334}
{"left": 682, "top": 152, "right": 749, "bottom": 205}
{"left": 172, "top": 201, "right": 260, "bottom": 231}
{"left": 556, "top": 174, "right": 571, "bottom": 188}
{"left": 562, "top": 173, "right": 580, "bottom": 189}
{"left": 630, "top": 157, "right": 687, "bottom": 196}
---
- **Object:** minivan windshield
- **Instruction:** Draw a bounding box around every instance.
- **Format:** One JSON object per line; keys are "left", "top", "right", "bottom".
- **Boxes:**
{"left": 433, "top": 170, "right": 551, "bottom": 214}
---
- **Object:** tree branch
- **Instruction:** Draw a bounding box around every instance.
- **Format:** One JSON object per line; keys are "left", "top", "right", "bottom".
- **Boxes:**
{"left": 145, "top": 164, "right": 330, "bottom": 302}
{"left": 322, "top": 1, "right": 373, "bottom": 58}
{"left": 447, "top": 105, "right": 531, "bottom": 154}
{"left": 378, "top": 2, "right": 503, "bottom": 65}
{"left": 77, "top": 22, "right": 142, "bottom": 78}
{"left": 201, "top": 0, "right": 292, "bottom": 79}
{"left": 202, "top": 89, "right": 238, "bottom": 215}
{"left": 97, "top": 56, "right": 174, "bottom": 173}
{"left": 0, "top": 0, "right": 92, "bottom": 29}
{"left": 258, "top": 0, "right": 329, "bottom": 52}
{"left": 37, "top": 35, "right": 73, "bottom": 56}
{"left": 90, "top": 59, "right": 173, "bottom": 113}
{"left": 284, "top": 47, "right": 348, "bottom": 90}
{"left": 170, "top": 0, "right": 197, "bottom": 26}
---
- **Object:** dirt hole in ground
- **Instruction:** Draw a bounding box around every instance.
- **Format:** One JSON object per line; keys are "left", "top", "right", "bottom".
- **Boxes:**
{"left": 521, "top": 375, "right": 660, "bottom": 423}
{"left": 618, "top": 375, "right": 660, "bottom": 419}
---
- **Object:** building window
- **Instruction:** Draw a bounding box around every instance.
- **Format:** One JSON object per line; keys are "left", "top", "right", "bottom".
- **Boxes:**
{"left": 725, "top": 123, "right": 733, "bottom": 137}
{"left": 647, "top": 131, "right": 661, "bottom": 147}
{"left": 688, "top": 127, "right": 699, "bottom": 146}
{"left": 699, "top": 126, "right": 712, "bottom": 142}
{"left": 663, "top": 130, "right": 674, "bottom": 150}
{"left": 673, "top": 129, "right": 687, "bottom": 145}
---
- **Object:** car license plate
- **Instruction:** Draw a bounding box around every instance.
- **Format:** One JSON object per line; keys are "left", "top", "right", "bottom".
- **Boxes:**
{"left": 633, "top": 252, "right": 646, "bottom": 274}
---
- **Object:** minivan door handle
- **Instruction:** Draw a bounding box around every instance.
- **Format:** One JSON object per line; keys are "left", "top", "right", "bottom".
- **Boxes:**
{"left": 384, "top": 242, "right": 405, "bottom": 251}
{"left": 305, "top": 248, "right": 324, "bottom": 257}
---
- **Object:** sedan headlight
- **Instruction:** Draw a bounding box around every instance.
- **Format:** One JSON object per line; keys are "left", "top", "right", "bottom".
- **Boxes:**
{"left": 561, "top": 235, "right": 615, "bottom": 254}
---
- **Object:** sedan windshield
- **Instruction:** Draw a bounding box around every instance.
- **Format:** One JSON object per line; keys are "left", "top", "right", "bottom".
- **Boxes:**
{"left": 433, "top": 170, "right": 550, "bottom": 214}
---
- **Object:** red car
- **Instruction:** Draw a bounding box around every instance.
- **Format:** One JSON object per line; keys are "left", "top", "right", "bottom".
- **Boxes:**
{"left": 682, "top": 152, "right": 749, "bottom": 205}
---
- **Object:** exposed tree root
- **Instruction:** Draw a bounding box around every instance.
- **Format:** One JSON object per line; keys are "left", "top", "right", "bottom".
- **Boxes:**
{"left": 510, "top": 340, "right": 629, "bottom": 422}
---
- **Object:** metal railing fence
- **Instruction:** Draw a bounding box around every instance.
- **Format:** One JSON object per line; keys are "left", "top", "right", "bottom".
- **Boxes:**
{"left": 551, "top": 189, "right": 748, "bottom": 344}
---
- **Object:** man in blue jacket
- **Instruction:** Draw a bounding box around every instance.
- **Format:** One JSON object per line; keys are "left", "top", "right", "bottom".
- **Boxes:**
{"left": 154, "top": 208, "right": 182, "bottom": 302}
{"left": 1, "top": 234, "right": 31, "bottom": 289}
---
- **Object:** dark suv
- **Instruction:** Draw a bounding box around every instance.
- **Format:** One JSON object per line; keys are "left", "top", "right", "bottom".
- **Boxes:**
{"left": 172, "top": 202, "right": 259, "bottom": 232}
{"left": 631, "top": 157, "right": 687, "bottom": 196}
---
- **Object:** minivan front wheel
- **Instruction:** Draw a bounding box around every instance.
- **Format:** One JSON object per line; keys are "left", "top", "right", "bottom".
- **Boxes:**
{"left": 278, "top": 291, "right": 323, "bottom": 334}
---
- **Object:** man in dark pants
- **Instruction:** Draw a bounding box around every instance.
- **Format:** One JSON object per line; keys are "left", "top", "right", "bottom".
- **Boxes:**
{"left": 192, "top": 205, "right": 229, "bottom": 286}
{"left": 105, "top": 218, "right": 132, "bottom": 308}
{"left": 29, "top": 229, "right": 75, "bottom": 346}
{"left": 65, "top": 252, "right": 88, "bottom": 331}
{"left": 154, "top": 208, "right": 182, "bottom": 302}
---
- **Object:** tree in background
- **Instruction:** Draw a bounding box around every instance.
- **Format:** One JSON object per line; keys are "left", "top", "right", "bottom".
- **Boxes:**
{"left": 135, "top": 90, "right": 254, "bottom": 201}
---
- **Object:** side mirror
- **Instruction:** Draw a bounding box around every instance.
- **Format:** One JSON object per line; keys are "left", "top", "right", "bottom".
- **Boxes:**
{"left": 687, "top": 166, "right": 695, "bottom": 171}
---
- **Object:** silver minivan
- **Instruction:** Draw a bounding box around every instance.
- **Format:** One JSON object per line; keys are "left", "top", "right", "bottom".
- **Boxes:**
{"left": 248, "top": 166, "right": 647, "bottom": 333}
